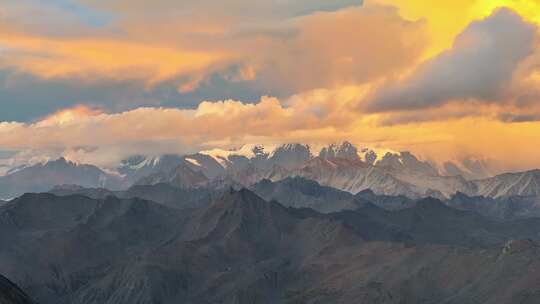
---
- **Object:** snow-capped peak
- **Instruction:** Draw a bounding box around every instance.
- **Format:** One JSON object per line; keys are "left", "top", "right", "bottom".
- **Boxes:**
{"left": 200, "top": 144, "right": 276, "bottom": 164}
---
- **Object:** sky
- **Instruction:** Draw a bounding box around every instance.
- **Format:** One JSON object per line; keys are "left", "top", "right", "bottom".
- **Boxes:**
{"left": 1, "top": 0, "right": 540, "bottom": 171}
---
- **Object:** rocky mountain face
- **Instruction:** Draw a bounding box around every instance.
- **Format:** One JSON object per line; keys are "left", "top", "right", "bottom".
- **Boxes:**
{"left": 0, "top": 274, "right": 36, "bottom": 304}
{"left": 3, "top": 189, "right": 540, "bottom": 303}
{"left": 189, "top": 143, "right": 482, "bottom": 199}
{"left": 0, "top": 158, "right": 122, "bottom": 199}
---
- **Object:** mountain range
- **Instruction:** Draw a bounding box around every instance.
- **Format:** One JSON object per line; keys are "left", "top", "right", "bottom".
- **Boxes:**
{"left": 1, "top": 144, "right": 540, "bottom": 303}
{"left": 2, "top": 187, "right": 540, "bottom": 303}
{"left": 0, "top": 142, "right": 537, "bottom": 202}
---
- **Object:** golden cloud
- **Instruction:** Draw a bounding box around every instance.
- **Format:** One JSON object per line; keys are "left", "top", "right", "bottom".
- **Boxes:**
{"left": 0, "top": 31, "right": 230, "bottom": 85}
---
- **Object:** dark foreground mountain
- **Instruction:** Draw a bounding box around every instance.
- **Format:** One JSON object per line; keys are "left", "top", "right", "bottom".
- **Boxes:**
{"left": 0, "top": 274, "right": 36, "bottom": 304}
{"left": 50, "top": 183, "right": 216, "bottom": 210}
{"left": 2, "top": 190, "right": 540, "bottom": 303}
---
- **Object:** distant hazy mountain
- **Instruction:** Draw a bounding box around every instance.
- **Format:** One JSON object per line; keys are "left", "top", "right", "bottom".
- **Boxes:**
{"left": 0, "top": 157, "right": 122, "bottom": 199}
{"left": 250, "top": 176, "right": 361, "bottom": 213}
{"left": 0, "top": 274, "right": 36, "bottom": 304}
{"left": 442, "top": 157, "right": 496, "bottom": 180}
{"left": 250, "top": 176, "right": 418, "bottom": 213}
{"left": 3, "top": 190, "right": 540, "bottom": 303}
{"left": 135, "top": 162, "right": 210, "bottom": 189}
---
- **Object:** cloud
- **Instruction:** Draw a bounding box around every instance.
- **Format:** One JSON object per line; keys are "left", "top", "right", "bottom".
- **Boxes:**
{"left": 1, "top": 86, "right": 540, "bottom": 173}
{"left": 0, "top": 2, "right": 427, "bottom": 121}
{"left": 0, "top": 32, "right": 227, "bottom": 84}
{"left": 366, "top": 8, "right": 537, "bottom": 112}
{"left": 248, "top": 5, "right": 427, "bottom": 93}
{"left": 498, "top": 113, "right": 540, "bottom": 123}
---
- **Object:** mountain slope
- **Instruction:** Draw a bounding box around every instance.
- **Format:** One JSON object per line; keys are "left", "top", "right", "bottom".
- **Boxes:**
{"left": 474, "top": 169, "right": 540, "bottom": 198}
{"left": 0, "top": 193, "right": 188, "bottom": 304}
{"left": 0, "top": 274, "right": 36, "bottom": 304}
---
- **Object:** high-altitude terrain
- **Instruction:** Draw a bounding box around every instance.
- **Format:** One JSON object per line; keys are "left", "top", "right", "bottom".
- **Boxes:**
{"left": 1, "top": 142, "right": 540, "bottom": 303}
{"left": 1, "top": 142, "right": 538, "bottom": 201}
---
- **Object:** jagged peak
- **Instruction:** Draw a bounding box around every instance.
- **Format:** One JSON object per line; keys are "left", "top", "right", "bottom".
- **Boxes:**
{"left": 319, "top": 141, "right": 359, "bottom": 161}
{"left": 269, "top": 143, "right": 312, "bottom": 158}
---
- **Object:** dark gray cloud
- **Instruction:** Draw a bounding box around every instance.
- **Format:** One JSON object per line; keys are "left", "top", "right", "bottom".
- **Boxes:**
{"left": 498, "top": 113, "right": 540, "bottom": 123}
{"left": 0, "top": 68, "right": 267, "bottom": 122}
{"left": 83, "top": 0, "right": 363, "bottom": 21}
{"left": 367, "top": 8, "right": 537, "bottom": 112}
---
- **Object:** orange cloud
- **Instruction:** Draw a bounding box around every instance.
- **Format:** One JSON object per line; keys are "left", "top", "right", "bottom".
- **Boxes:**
{"left": 0, "top": 30, "right": 231, "bottom": 85}
{"left": 239, "top": 4, "right": 428, "bottom": 92}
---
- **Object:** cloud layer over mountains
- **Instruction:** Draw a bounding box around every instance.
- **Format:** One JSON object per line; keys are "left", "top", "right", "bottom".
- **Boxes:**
{"left": 1, "top": 1, "right": 540, "bottom": 172}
